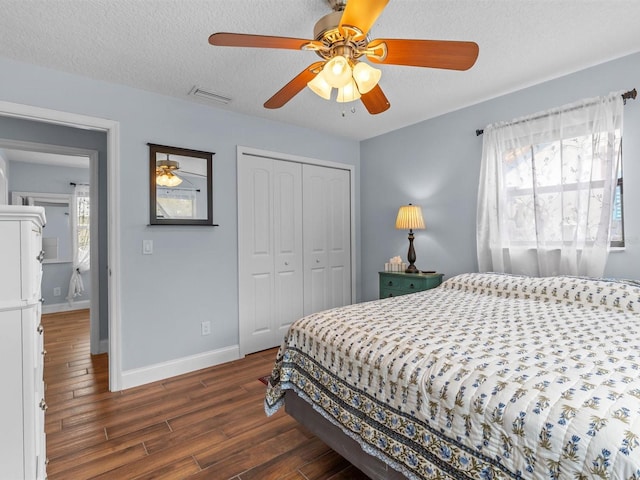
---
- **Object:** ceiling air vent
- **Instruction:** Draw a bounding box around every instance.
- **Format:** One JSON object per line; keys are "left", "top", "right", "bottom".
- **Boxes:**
{"left": 189, "top": 86, "right": 231, "bottom": 105}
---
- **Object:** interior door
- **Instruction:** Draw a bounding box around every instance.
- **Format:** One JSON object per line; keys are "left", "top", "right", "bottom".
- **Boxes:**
{"left": 238, "top": 156, "right": 303, "bottom": 354}
{"left": 303, "top": 164, "right": 351, "bottom": 315}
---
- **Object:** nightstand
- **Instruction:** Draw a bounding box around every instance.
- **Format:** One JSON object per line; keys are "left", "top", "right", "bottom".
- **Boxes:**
{"left": 379, "top": 271, "right": 444, "bottom": 298}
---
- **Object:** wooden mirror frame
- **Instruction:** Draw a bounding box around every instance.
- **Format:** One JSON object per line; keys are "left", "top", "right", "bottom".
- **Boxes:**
{"left": 149, "top": 143, "right": 216, "bottom": 226}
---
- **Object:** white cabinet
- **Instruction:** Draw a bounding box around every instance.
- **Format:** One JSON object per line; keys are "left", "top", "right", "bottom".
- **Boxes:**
{"left": 238, "top": 153, "right": 352, "bottom": 354}
{"left": 0, "top": 206, "right": 47, "bottom": 480}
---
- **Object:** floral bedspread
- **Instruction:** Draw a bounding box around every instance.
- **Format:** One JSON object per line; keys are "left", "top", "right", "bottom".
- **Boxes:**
{"left": 265, "top": 273, "right": 640, "bottom": 479}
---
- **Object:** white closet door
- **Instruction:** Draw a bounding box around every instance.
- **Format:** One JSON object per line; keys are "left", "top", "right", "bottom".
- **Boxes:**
{"left": 303, "top": 164, "right": 351, "bottom": 315}
{"left": 273, "top": 161, "right": 303, "bottom": 342}
{"left": 238, "top": 156, "right": 302, "bottom": 354}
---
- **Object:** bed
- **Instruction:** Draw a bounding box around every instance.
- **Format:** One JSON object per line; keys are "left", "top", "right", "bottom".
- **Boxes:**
{"left": 265, "top": 272, "right": 640, "bottom": 479}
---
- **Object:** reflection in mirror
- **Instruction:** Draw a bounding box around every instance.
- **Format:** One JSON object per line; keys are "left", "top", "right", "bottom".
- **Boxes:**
{"left": 149, "top": 143, "right": 215, "bottom": 225}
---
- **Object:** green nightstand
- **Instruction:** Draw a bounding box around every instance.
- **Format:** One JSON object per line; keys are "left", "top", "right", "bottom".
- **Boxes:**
{"left": 379, "top": 271, "right": 444, "bottom": 298}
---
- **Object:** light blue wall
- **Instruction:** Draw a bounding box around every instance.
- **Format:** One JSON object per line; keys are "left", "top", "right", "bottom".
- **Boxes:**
{"left": 8, "top": 161, "right": 91, "bottom": 306}
{"left": 361, "top": 52, "right": 640, "bottom": 301}
{"left": 0, "top": 57, "right": 360, "bottom": 371}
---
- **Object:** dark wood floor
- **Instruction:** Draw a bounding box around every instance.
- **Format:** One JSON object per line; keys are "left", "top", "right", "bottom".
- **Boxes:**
{"left": 43, "top": 309, "right": 368, "bottom": 479}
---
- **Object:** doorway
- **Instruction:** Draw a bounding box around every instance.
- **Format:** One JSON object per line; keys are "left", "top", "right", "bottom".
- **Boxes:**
{"left": 2, "top": 142, "right": 101, "bottom": 355}
{"left": 0, "top": 99, "right": 122, "bottom": 391}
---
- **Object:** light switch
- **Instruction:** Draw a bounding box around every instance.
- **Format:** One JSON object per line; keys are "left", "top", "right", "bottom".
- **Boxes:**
{"left": 142, "top": 240, "right": 153, "bottom": 255}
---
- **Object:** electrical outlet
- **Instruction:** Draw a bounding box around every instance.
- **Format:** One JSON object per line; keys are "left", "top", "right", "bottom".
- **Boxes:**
{"left": 201, "top": 321, "right": 211, "bottom": 336}
{"left": 53, "top": 287, "right": 61, "bottom": 296}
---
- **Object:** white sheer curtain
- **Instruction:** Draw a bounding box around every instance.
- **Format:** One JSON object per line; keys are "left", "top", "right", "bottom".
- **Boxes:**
{"left": 477, "top": 92, "right": 624, "bottom": 277}
{"left": 66, "top": 184, "right": 90, "bottom": 304}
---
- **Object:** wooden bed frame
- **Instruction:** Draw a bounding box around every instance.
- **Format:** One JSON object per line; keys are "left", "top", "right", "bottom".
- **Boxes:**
{"left": 284, "top": 390, "right": 408, "bottom": 480}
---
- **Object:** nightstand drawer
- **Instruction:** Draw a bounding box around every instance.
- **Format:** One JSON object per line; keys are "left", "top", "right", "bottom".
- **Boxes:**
{"left": 379, "top": 272, "right": 444, "bottom": 299}
{"left": 381, "top": 275, "right": 427, "bottom": 291}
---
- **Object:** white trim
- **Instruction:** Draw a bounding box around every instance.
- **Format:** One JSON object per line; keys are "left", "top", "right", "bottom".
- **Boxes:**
{"left": 120, "top": 345, "right": 240, "bottom": 390}
{"left": 238, "top": 145, "right": 354, "bottom": 171}
{"left": 0, "top": 100, "right": 123, "bottom": 391}
{"left": 42, "top": 300, "right": 90, "bottom": 314}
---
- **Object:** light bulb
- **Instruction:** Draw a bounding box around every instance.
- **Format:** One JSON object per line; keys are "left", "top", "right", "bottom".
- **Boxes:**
{"left": 352, "top": 62, "right": 382, "bottom": 94}
{"left": 156, "top": 170, "right": 182, "bottom": 187}
{"left": 322, "top": 55, "right": 352, "bottom": 88}
{"left": 307, "top": 69, "right": 332, "bottom": 99}
{"left": 336, "top": 78, "right": 361, "bottom": 103}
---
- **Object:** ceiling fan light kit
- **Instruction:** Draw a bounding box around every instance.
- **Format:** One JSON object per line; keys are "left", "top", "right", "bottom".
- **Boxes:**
{"left": 208, "top": 0, "right": 479, "bottom": 115}
{"left": 156, "top": 157, "right": 183, "bottom": 187}
{"left": 336, "top": 78, "right": 361, "bottom": 103}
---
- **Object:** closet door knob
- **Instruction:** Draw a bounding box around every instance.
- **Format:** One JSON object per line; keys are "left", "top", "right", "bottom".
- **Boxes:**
{"left": 37, "top": 251, "right": 45, "bottom": 262}
{"left": 39, "top": 399, "right": 48, "bottom": 411}
{"left": 37, "top": 324, "right": 44, "bottom": 334}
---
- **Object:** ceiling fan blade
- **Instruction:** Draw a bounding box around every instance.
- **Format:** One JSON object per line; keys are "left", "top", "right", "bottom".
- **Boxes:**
{"left": 339, "top": 0, "right": 389, "bottom": 39}
{"left": 360, "top": 84, "right": 390, "bottom": 115}
{"left": 367, "top": 39, "right": 479, "bottom": 70}
{"left": 264, "top": 62, "right": 325, "bottom": 109}
{"left": 209, "top": 32, "right": 319, "bottom": 50}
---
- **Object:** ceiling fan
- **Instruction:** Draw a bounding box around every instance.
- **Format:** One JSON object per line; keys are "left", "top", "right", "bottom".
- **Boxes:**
{"left": 208, "top": 0, "right": 479, "bottom": 115}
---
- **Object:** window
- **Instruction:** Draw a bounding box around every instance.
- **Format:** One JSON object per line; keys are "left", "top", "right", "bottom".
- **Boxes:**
{"left": 477, "top": 92, "right": 625, "bottom": 277}
{"left": 77, "top": 194, "right": 90, "bottom": 253}
{"left": 503, "top": 132, "right": 624, "bottom": 248}
{"left": 156, "top": 188, "right": 197, "bottom": 219}
{"left": 611, "top": 172, "right": 624, "bottom": 247}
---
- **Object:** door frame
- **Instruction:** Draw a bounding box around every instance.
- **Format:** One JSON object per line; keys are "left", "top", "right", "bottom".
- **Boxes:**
{"left": 0, "top": 100, "right": 123, "bottom": 391}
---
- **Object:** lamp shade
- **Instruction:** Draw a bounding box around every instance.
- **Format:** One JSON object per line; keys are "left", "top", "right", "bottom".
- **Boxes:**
{"left": 395, "top": 204, "right": 425, "bottom": 230}
{"left": 323, "top": 55, "right": 352, "bottom": 88}
{"left": 156, "top": 171, "right": 182, "bottom": 187}
{"left": 352, "top": 62, "right": 381, "bottom": 94}
{"left": 307, "top": 69, "right": 332, "bottom": 99}
{"left": 336, "top": 78, "right": 361, "bottom": 103}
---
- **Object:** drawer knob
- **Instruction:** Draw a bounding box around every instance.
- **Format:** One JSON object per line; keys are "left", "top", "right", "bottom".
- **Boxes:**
{"left": 409, "top": 283, "right": 415, "bottom": 289}
{"left": 39, "top": 399, "right": 48, "bottom": 411}
{"left": 387, "top": 281, "right": 393, "bottom": 286}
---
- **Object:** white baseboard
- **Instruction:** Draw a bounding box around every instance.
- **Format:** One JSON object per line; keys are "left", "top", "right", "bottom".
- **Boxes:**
{"left": 121, "top": 345, "right": 241, "bottom": 390}
{"left": 42, "top": 300, "right": 91, "bottom": 314}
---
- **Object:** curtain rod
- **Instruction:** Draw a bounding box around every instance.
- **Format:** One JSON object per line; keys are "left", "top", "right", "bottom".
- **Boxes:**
{"left": 475, "top": 88, "right": 637, "bottom": 136}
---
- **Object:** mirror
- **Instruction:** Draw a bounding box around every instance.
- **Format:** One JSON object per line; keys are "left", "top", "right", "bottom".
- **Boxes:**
{"left": 149, "top": 143, "right": 215, "bottom": 226}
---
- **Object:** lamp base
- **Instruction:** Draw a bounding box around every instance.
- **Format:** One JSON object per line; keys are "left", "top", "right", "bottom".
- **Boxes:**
{"left": 405, "top": 229, "right": 419, "bottom": 274}
{"left": 405, "top": 264, "right": 419, "bottom": 274}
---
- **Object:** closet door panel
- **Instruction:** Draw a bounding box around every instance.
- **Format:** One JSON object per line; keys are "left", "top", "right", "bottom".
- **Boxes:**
{"left": 327, "top": 170, "right": 351, "bottom": 308}
{"left": 238, "top": 159, "right": 275, "bottom": 354}
{"left": 273, "top": 161, "right": 303, "bottom": 335}
{"left": 303, "top": 166, "right": 329, "bottom": 315}
{"left": 303, "top": 165, "right": 351, "bottom": 315}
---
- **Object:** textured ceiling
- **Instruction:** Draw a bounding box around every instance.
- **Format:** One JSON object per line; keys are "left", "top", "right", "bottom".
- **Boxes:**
{"left": 1, "top": 0, "right": 639, "bottom": 141}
